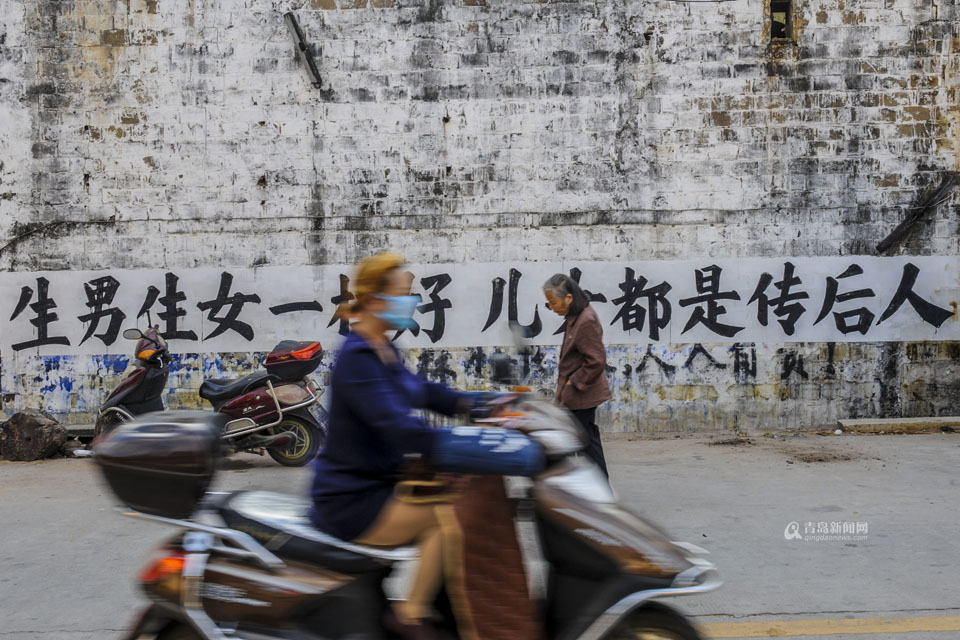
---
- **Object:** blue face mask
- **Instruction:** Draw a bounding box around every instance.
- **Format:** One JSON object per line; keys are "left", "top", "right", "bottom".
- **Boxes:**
{"left": 374, "top": 295, "right": 420, "bottom": 330}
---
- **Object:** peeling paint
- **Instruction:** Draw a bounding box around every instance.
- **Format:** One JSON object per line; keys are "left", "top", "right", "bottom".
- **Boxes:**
{"left": 2, "top": 340, "right": 958, "bottom": 434}
{"left": 1, "top": 0, "right": 958, "bottom": 432}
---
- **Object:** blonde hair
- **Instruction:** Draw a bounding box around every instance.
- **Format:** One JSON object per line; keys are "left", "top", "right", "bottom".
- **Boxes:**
{"left": 337, "top": 252, "right": 406, "bottom": 318}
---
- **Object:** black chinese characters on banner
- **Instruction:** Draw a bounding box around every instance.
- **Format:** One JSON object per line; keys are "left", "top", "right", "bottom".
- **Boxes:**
{"left": 3, "top": 262, "right": 955, "bottom": 351}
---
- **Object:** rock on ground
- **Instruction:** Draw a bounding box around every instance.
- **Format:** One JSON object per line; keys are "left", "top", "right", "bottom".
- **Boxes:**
{"left": 0, "top": 410, "right": 68, "bottom": 461}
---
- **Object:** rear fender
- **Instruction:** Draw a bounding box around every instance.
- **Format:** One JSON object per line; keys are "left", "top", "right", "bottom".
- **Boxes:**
{"left": 284, "top": 406, "right": 328, "bottom": 431}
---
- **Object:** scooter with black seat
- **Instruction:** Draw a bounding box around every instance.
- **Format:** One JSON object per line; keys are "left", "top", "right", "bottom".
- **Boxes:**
{"left": 95, "top": 328, "right": 328, "bottom": 467}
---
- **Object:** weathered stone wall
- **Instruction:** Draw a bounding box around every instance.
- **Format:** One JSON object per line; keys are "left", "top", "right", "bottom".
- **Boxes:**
{"left": 10, "top": 341, "right": 959, "bottom": 433}
{"left": 1, "top": 0, "right": 958, "bottom": 431}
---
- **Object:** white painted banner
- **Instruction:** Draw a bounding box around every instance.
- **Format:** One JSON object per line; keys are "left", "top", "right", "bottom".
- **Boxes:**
{"left": 0, "top": 256, "right": 958, "bottom": 356}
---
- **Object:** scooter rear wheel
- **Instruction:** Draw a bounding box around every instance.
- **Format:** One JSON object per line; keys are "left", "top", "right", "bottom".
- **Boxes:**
{"left": 266, "top": 417, "right": 323, "bottom": 467}
{"left": 607, "top": 602, "right": 703, "bottom": 640}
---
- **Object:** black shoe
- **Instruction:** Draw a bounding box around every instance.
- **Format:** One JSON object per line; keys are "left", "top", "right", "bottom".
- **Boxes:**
{"left": 383, "top": 609, "right": 438, "bottom": 640}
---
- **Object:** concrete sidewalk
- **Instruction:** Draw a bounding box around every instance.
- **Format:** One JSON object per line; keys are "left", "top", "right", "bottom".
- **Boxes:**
{"left": 0, "top": 432, "right": 958, "bottom": 639}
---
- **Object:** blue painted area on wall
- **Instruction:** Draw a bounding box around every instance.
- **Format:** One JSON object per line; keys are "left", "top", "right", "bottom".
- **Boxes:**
{"left": 6, "top": 341, "right": 954, "bottom": 433}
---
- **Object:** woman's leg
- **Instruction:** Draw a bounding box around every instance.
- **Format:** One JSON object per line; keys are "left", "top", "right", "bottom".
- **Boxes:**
{"left": 571, "top": 407, "right": 609, "bottom": 477}
{"left": 354, "top": 499, "right": 443, "bottom": 623}
{"left": 405, "top": 527, "right": 443, "bottom": 621}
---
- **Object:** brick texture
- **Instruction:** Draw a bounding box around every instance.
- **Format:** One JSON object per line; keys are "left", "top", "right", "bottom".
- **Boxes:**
{"left": 1, "top": 0, "right": 959, "bottom": 431}
{"left": 1, "top": 0, "right": 957, "bottom": 269}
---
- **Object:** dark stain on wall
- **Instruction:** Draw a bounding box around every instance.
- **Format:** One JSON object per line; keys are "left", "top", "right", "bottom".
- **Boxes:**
{"left": 877, "top": 341, "right": 902, "bottom": 417}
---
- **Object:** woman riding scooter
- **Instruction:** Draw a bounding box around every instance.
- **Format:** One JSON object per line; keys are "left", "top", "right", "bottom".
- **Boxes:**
{"left": 309, "top": 253, "right": 477, "bottom": 640}
{"left": 94, "top": 255, "right": 719, "bottom": 639}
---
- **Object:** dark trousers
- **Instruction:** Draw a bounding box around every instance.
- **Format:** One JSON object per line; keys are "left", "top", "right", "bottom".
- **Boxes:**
{"left": 571, "top": 407, "right": 608, "bottom": 477}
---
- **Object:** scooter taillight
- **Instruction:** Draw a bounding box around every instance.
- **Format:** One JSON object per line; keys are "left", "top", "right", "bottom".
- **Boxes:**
{"left": 140, "top": 551, "right": 186, "bottom": 583}
{"left": 291, "top": 342, "right": 322, "bottom": 360}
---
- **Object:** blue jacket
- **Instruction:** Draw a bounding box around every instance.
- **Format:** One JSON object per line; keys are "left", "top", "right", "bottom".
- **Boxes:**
{"left": 309, "top": 331, "right": 465, "bottom": 541}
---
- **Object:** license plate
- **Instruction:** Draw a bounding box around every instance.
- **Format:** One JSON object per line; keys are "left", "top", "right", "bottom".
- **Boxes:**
{"left": 308, "top": 403, "right": 329, "bottom": 427}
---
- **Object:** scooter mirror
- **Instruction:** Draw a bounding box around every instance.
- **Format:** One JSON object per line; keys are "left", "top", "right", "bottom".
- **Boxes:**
{"left": 122, "top": 328, "right": 144, "bottom": 340}
{"left": 507, "top": 320, "right": 535, "bottom": 357}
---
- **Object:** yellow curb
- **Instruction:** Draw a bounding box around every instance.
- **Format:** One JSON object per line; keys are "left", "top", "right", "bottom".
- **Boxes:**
{"left": 701, "top": 614, "right": 960, "bottom": 637}
{"left": 837, "top": 417, "right": 960, "bottom": 434}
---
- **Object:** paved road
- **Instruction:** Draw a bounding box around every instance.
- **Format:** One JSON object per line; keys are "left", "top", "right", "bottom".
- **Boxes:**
{"left": 1, "top": 432, "right": 958, "bottom": 639}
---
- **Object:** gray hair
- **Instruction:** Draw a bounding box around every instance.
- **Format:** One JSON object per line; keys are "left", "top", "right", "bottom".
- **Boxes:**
{"left": 543, "top": 273, "right": 590, "bottom": 316}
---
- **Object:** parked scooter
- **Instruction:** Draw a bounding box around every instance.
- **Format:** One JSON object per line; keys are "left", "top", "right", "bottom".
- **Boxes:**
{"left": 95, "top": 385, "right": 720, "bottom": 639}
{"left": 198, "top": 339, "right": 327, "bottom": 467}
{"left": 95, "top": 328, "right": 328, "bottom": 467}
{"left": 94, "top": 326, "right": 171, "bottom": 436}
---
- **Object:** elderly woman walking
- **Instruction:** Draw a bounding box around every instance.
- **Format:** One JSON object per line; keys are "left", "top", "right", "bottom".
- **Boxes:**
{"left": 543, "top": 274, "right": 612, "bottom": 476}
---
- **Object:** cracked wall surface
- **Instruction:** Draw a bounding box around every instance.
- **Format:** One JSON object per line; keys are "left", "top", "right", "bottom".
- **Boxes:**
{"left": 0, "top": 0, "right": 958, "bottom": 431}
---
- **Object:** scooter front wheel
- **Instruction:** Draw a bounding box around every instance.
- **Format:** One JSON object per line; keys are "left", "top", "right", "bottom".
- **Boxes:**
{"left": 607, "top": 602, "right": 703, "bottom": 640}
{"left": 155, "top": 624, "right": 201, "bottom": 640}
{"left": 93, "top": 411, "right": 128, "bottom": 441}
{"left": 266, "top": 417, "right": 322, "bottom": 467}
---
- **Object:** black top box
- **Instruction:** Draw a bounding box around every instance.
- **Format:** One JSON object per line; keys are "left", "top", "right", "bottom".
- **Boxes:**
{"left": 95, "top": 411, "right": 227, "bottom": 519}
